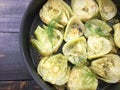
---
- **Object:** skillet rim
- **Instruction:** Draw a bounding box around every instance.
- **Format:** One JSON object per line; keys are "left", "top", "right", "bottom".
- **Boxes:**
{"left": 19, "top": 0, "right": 55, "bottom": 90}
{"left": 19, "top": 0, "right": 120, "bottom": 90}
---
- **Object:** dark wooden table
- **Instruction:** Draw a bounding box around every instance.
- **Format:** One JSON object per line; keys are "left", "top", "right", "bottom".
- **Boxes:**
{"left": 0, "top": 0, "right": 42, "bottom": 89}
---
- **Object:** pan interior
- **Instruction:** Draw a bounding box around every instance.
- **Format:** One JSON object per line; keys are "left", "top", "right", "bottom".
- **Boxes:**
{"left": 29, "top": 0, "right": 120, "bottom": 90}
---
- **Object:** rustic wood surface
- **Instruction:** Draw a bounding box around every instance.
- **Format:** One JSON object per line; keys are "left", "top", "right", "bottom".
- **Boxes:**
{"left": 0, "top": 80, "right": 42, "bottom": 90}
{"left": 0, "top": 0, "right": 42, "bottom": 89}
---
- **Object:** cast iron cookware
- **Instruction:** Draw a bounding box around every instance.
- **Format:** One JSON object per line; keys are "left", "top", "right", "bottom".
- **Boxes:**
{"left": 20, "top": 0, "right": 120, "bottom": 90}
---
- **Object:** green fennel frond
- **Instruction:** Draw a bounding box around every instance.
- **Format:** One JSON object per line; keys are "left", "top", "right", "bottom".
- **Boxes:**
{"left": 46, "top": 14, "right": 62, "bottom": 47}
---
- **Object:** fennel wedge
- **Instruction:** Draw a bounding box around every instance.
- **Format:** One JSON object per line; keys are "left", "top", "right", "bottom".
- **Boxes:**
{"left": 37, "top": 54, "right": 70, "bottom": 85}
{"left": 91, "top": 54, "right": 120, "bottom": 83}
{"left": 63, "top": 37, "right": 87, "bottom": 66}
{"left": 40, "top": 0, "right": 73, "bottom": 28}
{"left": 31, "top": 26, "right": 63, "bottom": 56}
{"left": 96, "top": 0, "right": 117, "bottom": 20}
{"left": 64, "top": 16, "right": 86, "bottom": 42}
{"left": 87, "top": 36, "right": 112, "bottom": 59}
{"left": 71, "top": 0, "right": 98, "bottom": 21}
{"left": 68, "top": 66, "right": 98, "bottom": 90}
{"left": 113, "top": 23, "right": 120, "bottom": 48}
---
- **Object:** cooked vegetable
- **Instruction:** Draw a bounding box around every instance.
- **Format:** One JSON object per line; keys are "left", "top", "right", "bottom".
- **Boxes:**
{"left": 63, "top": 37, "right": 87, "bottom": 66}
{"left": 37, "top": 54, "right": 70, "bottom": 85}
{"left": 40, "top": 0, "right": 73, "bottom": 28}
{"left": 31, "top": 26, "right": 63, "bottom": 56}
{"left": 84, "top": 19, "right": 112, "bottom": 38}
{"left": 64, "top": 16, "right": 86, "bottom": 42}
{"left": 91, "top": 54, "right": 120, "bottom": 83}
{"left": 30, "top": 0, "right": 120, "bottom": 88}
{"left": 108, "top": 35, "right": 118, "bottom": 53}
{"left": 53, "top": 85, "right": 66, "bottom": 90}
{"left": 113, "top": 23, "right": 120, "bottom": 48}
{"left": 96, "top": 0, "right": 117, "bottom": 20}
{"left": 71, "top": 0, "right": 99, "bottom": 21}
{"left": 87, "top": 36, "right": 112, "bottom": 59}
{"left": 68, "top": 66, "right": 98, "bottom": 90}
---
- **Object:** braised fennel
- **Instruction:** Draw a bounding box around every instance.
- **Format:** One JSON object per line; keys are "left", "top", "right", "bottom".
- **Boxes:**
{"left": 30, "top": 0, "right": 120, "bottom": 90}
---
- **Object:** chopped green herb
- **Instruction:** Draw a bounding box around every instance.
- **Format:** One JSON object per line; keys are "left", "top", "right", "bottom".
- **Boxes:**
{"left": 45, "top": 14, "right": 61, "bottom": 47}
{"left": 95, "top": 27, "right": 108, "bottom": 37}
{"left": 86, "top": 23, "right": 109, "bottom": 38}
{"left": 83, "top": 69, "right": 96, "bottom": 85}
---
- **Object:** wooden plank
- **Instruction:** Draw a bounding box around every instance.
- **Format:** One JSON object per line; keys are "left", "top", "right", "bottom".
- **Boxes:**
{"left": 0, "top": 0, "right": 32, "bottom": 32}
{"left": 0, "top": 32, "right": 32, "bottom": 80}
{"left": 0, "top": 80, "right": 41, "bottom": 90}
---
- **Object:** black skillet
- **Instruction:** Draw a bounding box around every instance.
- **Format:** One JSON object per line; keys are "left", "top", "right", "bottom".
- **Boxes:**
{"left": 20, "top": 0, "right": 120, "bottom": 90}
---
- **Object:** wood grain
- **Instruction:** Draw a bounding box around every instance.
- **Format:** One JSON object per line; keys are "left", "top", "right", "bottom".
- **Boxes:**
{"left": 0, "top": 80, "right": 41, "bottom": 90}
{"left": 0, "top": 0, "right": 33, "bottom": 80}
{"left": 0, "top": 33, "right": 32, "bottom": 80}
{"left": 0, "top": 0, "right": 32, "bottom": 32}
{"left": 0, "top": 0, "right": 42, "bottom": 89}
